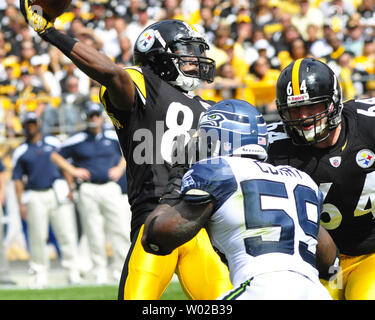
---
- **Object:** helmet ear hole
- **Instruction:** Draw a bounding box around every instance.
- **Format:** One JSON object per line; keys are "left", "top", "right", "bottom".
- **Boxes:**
{"left": 149, "top": 52, "right": 179, "bottom": 81}
{"left": 156, "top": 52, "right": 178, "bottom": 81}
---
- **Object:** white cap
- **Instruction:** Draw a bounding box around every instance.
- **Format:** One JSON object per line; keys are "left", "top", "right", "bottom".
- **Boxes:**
{"left": 30, "top": 54, "right": 50, "bottom": 66}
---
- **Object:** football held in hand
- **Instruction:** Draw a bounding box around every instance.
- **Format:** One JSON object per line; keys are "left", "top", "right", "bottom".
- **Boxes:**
{"left": 29, "top": 0, "right": 72, "bottom": 20}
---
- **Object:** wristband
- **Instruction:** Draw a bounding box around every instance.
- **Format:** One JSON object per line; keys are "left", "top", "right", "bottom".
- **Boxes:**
{"left": 143, "top": 217, "right": 172, "bottom": 255}
{"left": 41, "top": 27, "right": 78, "bottom": 57}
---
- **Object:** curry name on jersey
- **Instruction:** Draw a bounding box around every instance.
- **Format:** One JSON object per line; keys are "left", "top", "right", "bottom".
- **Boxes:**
{"left": 100, "top": 65, "right": 213, "bottom": 235}
{"left": 181, "top": 156, "right": 322, "bottom": 287}
{"left": 267, "top": 98, "right": 375, "bottom": 255}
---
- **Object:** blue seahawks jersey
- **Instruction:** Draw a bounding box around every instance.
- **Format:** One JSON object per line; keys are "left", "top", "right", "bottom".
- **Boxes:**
{"left": 12, "top": 136, "right": 62, "bottom": 190}
{"left": 58, "top": 129, "right": 122, "bottom": 183}
{"left": 181, "top": 156, "right": 323, "bottom": 286}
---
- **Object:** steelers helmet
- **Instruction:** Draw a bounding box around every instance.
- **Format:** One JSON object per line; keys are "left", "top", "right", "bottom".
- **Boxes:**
{"left": 276, "top": 58, "right": 343, "bottom": 145}
{"left": 133, "top": 19, "right": 215, "bottom": 92}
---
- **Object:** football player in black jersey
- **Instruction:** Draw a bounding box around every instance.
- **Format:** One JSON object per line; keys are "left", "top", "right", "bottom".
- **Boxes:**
{"left": 20, "top": 1, "right": 232, "bottom": 299}
{"left": 268, "top": 57, "right": 375, "bottom": 299}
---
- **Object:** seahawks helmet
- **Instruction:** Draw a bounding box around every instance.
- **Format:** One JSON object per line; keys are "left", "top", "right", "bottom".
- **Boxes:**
{"left": 276, "top": 58, "right": 343, "bottom": 145}
{"left": 133, "top": 19, "right": 215, "bottom": 92}
{"left": 196, "top": 99, "right": 268, "bottom": 161}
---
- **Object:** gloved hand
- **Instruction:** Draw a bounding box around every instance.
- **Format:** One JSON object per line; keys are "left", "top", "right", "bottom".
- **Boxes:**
{"left": 20, "top": 0, "right": 78, "bottom": 57}
{"left": 20, "top": 0, "right": 55, "bottom": 36}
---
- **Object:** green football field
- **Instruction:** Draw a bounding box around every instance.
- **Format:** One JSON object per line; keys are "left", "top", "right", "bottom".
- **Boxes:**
{"left": 0, "top": 282, "right": 188, "bottom": 300}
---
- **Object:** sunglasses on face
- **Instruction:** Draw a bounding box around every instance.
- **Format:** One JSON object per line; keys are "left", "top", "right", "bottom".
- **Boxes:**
{"left": 87, "top": 112, "right": 102, "bottom": 118}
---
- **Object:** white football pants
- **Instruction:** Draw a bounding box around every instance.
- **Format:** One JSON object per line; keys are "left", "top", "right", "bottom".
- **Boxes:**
{"left": 26, "top": 189, "right": 80, "bottom": 274}
{"left": 77, "top": 182, "right": 131, "bottom": 275}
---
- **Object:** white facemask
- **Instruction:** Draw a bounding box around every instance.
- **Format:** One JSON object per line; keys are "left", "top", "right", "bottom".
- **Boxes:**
{"left": 170, "top": 72, "right": 202, "bottom": 92}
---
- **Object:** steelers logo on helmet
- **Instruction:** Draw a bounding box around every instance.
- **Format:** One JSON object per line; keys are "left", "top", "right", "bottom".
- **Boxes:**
{"left": 136, "top": 29, "right": 156, "bottom": 53}
{"left": 133, "top": 20, "right": 215, "bottom": 92}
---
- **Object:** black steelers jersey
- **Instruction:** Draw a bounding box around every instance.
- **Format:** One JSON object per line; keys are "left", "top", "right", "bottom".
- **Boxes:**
{"left": 100, "top": 66, "right": 212, "bottom": 239}
{"left": 267, "top": 98, "right": 375, "bottom": 256}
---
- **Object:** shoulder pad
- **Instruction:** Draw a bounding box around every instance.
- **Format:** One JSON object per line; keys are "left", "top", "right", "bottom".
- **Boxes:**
{"left": 181, "top": 157, "right": 237, "bottom": 211}
{"left": 124, "top": 67, "right": 146, "bottom": 104}
{"left": 352, "top": 98, "right": 375, "bottom": 117}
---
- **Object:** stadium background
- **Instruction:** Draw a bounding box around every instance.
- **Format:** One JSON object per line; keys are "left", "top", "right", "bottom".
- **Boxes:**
{"left": 0, "top": 0, "right": 374, "bottom": 297}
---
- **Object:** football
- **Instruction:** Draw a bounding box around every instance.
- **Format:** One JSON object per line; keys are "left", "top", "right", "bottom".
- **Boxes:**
{"left": 29, "top": 0, "right": 72, "bottom": 20}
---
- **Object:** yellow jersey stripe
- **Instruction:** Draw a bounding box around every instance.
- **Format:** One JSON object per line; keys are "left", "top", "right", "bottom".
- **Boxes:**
{"left": 125, "top": 68, "right": 146, "bottom": 100}
{"left": 292, "top": 58, "right": 303, "bottom": 96}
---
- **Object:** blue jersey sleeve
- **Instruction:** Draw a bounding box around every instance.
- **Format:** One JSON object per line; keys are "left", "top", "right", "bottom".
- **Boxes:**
{"left": 181, "top": 157, "right": 238, "bottom": 211}
{"left": 12, "top": 156, "right": 24, "bottom": 180}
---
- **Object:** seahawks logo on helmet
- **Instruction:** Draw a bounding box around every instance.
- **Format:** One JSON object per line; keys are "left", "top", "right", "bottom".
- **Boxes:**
{"left": 200, "top": 111, "right": 250, "bottom": 134}
{"left": 196, "top": 99, "right": 269, "bottom": 161}
{"left": 200, "top": 113, "right": 225, "bottom": 127}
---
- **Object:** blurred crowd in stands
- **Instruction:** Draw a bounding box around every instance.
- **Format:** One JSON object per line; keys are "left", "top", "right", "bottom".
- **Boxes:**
{"left": 0, "top": 0, "right": 375, "bottom": 281}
